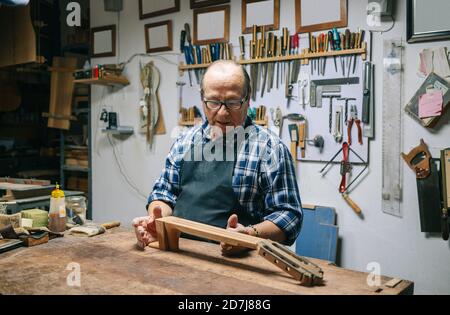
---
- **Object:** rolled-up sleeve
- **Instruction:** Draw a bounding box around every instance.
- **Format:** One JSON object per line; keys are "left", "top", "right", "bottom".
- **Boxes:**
{"left": 260, "top": 142, "right": 303, "bottom": 245}
{"left": 147, "top": 140, "right": 183, "bottom": 209}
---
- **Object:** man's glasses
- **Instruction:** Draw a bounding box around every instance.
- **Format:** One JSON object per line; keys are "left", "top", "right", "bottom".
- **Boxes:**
{"left": 203, "top": 95, "right": 248, "bottom": 111}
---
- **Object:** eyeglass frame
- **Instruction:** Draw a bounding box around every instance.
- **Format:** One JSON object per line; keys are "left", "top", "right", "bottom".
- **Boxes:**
{"left": 201, "top": 92, "right": 249, "bottom": 111}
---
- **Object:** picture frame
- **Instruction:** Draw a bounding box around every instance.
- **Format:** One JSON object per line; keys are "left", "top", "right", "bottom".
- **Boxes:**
{"left": 190, "top": 0, "right": 230, "bottom": 9}
{"left": 407, "top": 0, "right": 450, "bottom": 43}
{"left": 295, "top": 0, "right": 347, "bottom": 33}
{"left": 139, "top": 0, "right": 180, "bottom": 20}
{"left": 145, "top": 20, "right": 173, "bottom": 53}
{"left": 91, "top": 25, "right": 116, "bottom": 58}
{"left": 194, "top": 5, "right": 230, "bottom": 45}
{"left": 242, "top": 0, "right": 280, "bottom": 34}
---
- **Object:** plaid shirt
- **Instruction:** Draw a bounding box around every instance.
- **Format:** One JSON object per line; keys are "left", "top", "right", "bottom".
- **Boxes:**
{"left": 148, "top": 117, "right": 303, "bottom": 245}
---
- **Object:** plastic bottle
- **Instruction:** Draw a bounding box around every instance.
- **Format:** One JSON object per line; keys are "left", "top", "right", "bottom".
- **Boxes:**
{"left": 48, "top": 184, "right": 67, "bottom": 232}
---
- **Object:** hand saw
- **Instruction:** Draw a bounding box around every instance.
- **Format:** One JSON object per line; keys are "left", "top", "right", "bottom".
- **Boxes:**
{"left": 151, "top": 216, "right": 324, "bottom": 286}
{"left": 441, "top": 148, "right": 450, "bottom": 240}
{"left": 402, "top": 139, "right": 442, "bottom": 233}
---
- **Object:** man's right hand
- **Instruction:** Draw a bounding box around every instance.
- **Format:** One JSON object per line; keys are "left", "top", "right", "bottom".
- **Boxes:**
{"left": 132, "top": 206, "right": 163, "bottom": 249}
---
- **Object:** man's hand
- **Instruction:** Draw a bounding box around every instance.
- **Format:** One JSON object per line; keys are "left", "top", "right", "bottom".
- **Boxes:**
{"left": 132, "top": 206, "right": 163, "bottom": 250}
{"left": 220, "top": 214, "right": 251, "bottom": 256}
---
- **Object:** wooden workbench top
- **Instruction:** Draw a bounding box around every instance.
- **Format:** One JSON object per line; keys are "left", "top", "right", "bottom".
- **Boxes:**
{"left": 0, "top": 229, "right": 413, "bottom": 295}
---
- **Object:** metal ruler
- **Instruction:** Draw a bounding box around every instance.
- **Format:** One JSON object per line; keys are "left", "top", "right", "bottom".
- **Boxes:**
{"left": 310, "top": 77, "right": 360, "bottom": 108}
{"left": 381, "top": 39, "right": 404, "bottom": 217}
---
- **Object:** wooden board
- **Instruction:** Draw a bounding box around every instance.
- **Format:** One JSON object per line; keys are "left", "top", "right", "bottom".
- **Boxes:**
{"left": 0, "top": 229, "right": 413, "bottom": 295}
{"left": 47, "top": 57, "right": 78, "bottom": 130}
{"left": 154, "top": 92, "right": 166, "bottom": 135}
{"left": 0, "top": 178, "right": 53, "bottom": 201}
{"left": 0, "top": 4, "right": 38, "bottom": 68}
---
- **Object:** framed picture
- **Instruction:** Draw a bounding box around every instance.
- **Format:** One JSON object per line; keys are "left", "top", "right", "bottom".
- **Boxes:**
{"left": 295, "top": 0, "right": 347, "bottom": 33}
{"left": 91, "top": 25, "right": 116, "bottom": 58}
{"left": 139, "top": 0, "right": 180, "bottom": 20}
{"left": 242, "top": 0, "right": 280, "bottom": 34}
{"left": 145, "top": 20, "right": 173, "bottom": 53}
{"left": 190, "top": 0, "right": 230, "bottom": 9}
{"left": 194, "top": 5, "right": 230, "bottom": 45}
{"left": 407, "top": 0, "right": 450, "bottom": 43}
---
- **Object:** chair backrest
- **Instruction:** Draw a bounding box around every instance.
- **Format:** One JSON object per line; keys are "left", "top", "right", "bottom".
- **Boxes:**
{"left": 295, "top": 205, "right": 338, "bottom": 263}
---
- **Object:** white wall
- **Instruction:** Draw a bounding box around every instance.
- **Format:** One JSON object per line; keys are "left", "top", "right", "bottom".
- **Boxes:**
{"left": 90, "top": 0, "right": 450, "bottom": 294}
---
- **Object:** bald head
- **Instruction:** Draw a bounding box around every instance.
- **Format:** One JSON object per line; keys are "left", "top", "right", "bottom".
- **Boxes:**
{"left": 201, "top": 60, "right": 251, "bottom": 99}
{"left": 199, "top": 60, "right": 251, "bottom": 134}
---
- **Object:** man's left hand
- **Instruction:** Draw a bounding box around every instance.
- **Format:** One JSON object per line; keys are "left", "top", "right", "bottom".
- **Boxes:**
{"left": 221, "top": 214, "right": 251, "bottom": 256}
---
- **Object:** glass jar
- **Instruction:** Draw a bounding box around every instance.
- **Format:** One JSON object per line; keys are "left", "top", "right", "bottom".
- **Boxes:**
{"left": 66, "top": 196, "right": 87, "bottom": 224}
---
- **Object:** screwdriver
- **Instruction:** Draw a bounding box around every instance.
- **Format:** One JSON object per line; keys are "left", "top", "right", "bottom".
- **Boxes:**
{"left": 345, "top": 29, "right": 351, "bottom": 77}
{"left": 327, "top": 31, "right": 337, "bottom": 72}
{"left": 309, "top": 33, "right": 314, "bottom": 75}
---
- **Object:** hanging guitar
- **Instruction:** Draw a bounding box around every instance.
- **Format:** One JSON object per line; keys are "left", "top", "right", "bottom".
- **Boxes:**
{"left": 320, "top": 142, "right": 368, "bottom": 215}
{"left": 0, "top": 80, "right": 21, "bottom": 113}
{"left": 140, "top": 61, "right": 160, "bottom": 147}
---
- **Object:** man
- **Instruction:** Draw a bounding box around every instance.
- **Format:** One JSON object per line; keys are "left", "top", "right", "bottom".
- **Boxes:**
{"left": 133, "top": 60, "right": 302, "bottom": 256}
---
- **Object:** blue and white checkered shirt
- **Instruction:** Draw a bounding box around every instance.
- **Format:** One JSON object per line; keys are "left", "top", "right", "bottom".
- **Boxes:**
{"left": 148, "top": 117, "right": 303, "bottom": 245}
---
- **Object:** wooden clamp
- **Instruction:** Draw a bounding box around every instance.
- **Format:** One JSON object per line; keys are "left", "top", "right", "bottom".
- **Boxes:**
{"left": 298, "top": 121, "right": 307, "bottom": 159}
{"left": 151, "top": 216, "right": 324, "bottom": 286}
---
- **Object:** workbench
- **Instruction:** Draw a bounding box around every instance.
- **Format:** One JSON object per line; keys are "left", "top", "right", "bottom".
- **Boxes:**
{"left": 0, "top": 228, "right": 414, "bottom": 295}
{"left": 1, "top": 190, "right": 85, "bottom": 215}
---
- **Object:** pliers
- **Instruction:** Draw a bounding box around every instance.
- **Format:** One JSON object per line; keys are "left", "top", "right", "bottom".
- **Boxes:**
{"left": 347, "top": 105, "right": 363, "bottom": 146}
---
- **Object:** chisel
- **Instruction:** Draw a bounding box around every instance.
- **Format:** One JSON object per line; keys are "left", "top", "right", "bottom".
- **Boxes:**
{"left": 345, "top": 29, "right": 351, "bottom": 77}
{"left": 184, "top": 23, "right": 194, "bottom": 86}
{"left": 239, "top": 36, "right": 245, "bottom": 60}
{"left": 328, "top": 30, "right": 337, "bottom": 73}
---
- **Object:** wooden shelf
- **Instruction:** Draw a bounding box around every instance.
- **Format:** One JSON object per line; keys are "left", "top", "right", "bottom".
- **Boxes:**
{"left": 253, "top": 116, "right": 269, "bottom": 128}
{"left": 63, "top": 165, "right": 89, "bottom": 173}
{"left": 179, "top": 121, "right": 196, "bottom": 126}
{"left": 101, "top": 126, "right": 134, "bottom": 135}
{"left": 74, "top": 76, "right": 129, "bottom": 87}
{"left": 179, "top": 44, "right": 367, "bottom": 72}
{"left": 179, "top": 120, "right": 204, "bottom": 127}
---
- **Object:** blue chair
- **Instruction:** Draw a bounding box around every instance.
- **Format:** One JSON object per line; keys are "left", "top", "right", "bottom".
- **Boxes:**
{"left": 295, "top": 205, "right": 339, "bottom": 264}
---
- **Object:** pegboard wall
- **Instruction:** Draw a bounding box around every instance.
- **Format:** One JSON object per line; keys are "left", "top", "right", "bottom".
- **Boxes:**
{"left": 177, "top": 34, "right": 370, "bottom": 165}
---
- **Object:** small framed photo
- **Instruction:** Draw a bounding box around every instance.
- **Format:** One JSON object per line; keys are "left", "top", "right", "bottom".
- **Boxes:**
{"left": 139, "top": 0, "right": 180, "bottom": 20}
{"left": 145, "top": 20, "right": 173, "bottom": 53}
{"left": 91, "top": 25, "right": 116, "bottom": 58}
{"left": 194, "top": 5, "right": 230, "bottom": 45}
{"left": 407, "top": 0, "right": 450, "bottom": 43}
{"left": 190, "top": 0, "right": 230, "bottom": 9}
{"left": 295, "top": 0, "right": 347, "bottom": 33}
{"left": 242, "top": 0, "right": 280, "bottom": 34}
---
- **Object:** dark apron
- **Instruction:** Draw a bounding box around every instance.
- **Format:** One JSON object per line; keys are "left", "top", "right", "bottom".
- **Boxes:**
{"left": 173, "top": 137, "right": 253, "bottom": 241}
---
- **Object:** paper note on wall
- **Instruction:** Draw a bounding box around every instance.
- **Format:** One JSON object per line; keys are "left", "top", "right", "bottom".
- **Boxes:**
{"left": 419, "top": 90, "right": 443, "bottom": 119}
{"left": 418, "top": 47, "right": 450, "bottom": 78}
